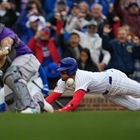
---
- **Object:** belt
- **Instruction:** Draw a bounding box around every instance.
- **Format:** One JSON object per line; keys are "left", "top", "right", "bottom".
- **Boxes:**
{"left": 102, "top": 76, "right": 112, "bottom": 95}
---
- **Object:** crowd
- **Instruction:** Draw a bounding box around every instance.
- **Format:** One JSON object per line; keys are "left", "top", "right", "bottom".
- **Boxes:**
{"left": 0, "top": 0, "right": 140, "bottom": 113}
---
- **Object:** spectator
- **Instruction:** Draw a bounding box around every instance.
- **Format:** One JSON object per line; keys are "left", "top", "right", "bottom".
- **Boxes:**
{"left": 59, "top": 32, "right": 82, "bottom": 61}
{"left": 102, "top": 26, "right": 140, "bottom": 76}
{"left": 28, "top": 27, "right": 60, "bottom": 71}
{"left": 79, "top": 1, "right": 91, "bottom": 21}
{"left": 90, "top": 3, "right": 109, "bottom": 37}
{"left": 114, "top": 0, "right": 140, "bottom": 39}
{"left": 45, "top": 0, "right": 68, "bottom": 36}
{"left": 65, "top": 3, "right": 89, "bottom": 33}
{"left": 46, "top": 0, "right": 67, "bottom": 23}
{"left": 107, "top": 3, "right": 121, "bottom": 38}
{"left": 77, "top": 48, "right": 99, "bottom": 72}
{"left": 17, "top": 14, "right": 46, "bottom": 44}
{"left": 72, "top": 20, "right": 111, "bottom": 71}
{"left": 16, "top": 0, "right": 46, "bottom": 44}
{"left": 131, "top": 36, "right": 140, "bottom": 82}
{"left": 0, "top": 0, "right": 19, "bottom": 32}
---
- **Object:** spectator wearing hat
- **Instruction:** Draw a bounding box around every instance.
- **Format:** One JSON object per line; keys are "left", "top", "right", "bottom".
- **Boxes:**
{"left": 17, "top": 14, "right": 46, "bottom": 44}
{"left": 65, "top": 2, "right": 89, "bottom": 34}
{"left": 45, "top": 62, "right": 60, "bottom": 89}
{"left": 46, "top": 0, "right": 67, "bottom": 24}
{"left": 16, "top": 0, "right": 46, "bottom": 44}
{"left": 65, "top": 3, "right": 81, "bottom": 32}
{"left": 0, "top": 0, "right": 19, "bottom": 32}
{"left": 28, "top": 27, "right": 61, "bottom": 71}
{"left": 71, "top": 20, "right": 111, "bottom": 71}
{"left": 114, "top": 0, "right": 140, "bottom": 39}
{"left": 45, "top": 0, "right": 68, "bottom": 37}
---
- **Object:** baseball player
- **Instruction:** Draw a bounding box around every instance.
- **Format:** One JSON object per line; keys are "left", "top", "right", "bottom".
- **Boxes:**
{"left": 45, "top": 57, "right": 140, "bottom": 112}
{"left": 0, "top": 68, "right": 54, "bottom": 113}
{"left": 0, "top": 23, "right": 42, "bottom": 113}
{"left": 0, "top": 65, "right": 54, "bottom": 113}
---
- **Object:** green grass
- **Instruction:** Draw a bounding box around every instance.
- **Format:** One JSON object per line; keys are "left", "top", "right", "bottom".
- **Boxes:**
{"left": 0, "top": 111, "right": 140, "bottom": 140}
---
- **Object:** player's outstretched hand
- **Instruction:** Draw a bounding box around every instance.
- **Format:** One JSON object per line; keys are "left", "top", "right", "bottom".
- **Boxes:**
{"left": 54, "top": 109, "right": 62, "bottom": 112}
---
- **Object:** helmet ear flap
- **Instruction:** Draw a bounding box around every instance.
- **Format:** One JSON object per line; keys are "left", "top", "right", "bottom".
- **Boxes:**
{"left": 67, "top": 64, "right": 78, "bottom": 76}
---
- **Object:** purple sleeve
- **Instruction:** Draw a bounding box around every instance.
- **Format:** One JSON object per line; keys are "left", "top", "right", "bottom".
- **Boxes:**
{"left": 0, "top": 27, "right": 18, "bottom": 44}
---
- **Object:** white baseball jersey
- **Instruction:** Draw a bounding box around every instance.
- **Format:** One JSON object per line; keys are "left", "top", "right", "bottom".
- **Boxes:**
{"left": 54, "top": 69, "right": 110, "bottom": 94}
{"left": 54, "top": 69, "right": 140, "bottom": 111}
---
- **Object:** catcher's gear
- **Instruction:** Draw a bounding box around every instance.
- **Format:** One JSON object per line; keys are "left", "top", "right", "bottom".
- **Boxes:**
{"left": 3, "top": 66, "right": 33, "bottom": 111}
{"left": 57, "top": 57, "right": 78, "bottom": 76}
{"left": 5, "top": 93, "right": 15, "bottom": 112}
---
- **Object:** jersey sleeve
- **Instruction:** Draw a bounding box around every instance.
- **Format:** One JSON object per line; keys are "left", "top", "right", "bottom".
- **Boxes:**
{"left": 45, "top": 92, "right": 62, "bottom": 104}
{"left": 59, "top": 89, "right": 86, "bottom": 112}
{"left": 53, "top": 79, "right": 66, "bottom": 93}
{"left": 0, "top": 27, "right": 18, "bottom": 43}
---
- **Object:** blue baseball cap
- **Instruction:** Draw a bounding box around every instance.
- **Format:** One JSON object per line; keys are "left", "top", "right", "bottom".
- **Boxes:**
{"left": 45, "top": 62, "right": 60, "bottom": 78}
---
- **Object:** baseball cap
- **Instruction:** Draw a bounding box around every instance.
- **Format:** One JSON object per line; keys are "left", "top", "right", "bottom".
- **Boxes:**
{"left": 45, "top": 62, "right": 60, "bottom": 78}
{"left": 71, "top": 3, "right": 79, "bottom": 9}
{"left": 128, "top": 2, "right": 139, "bottom": 8}
{"left": 41, "top": 27, "right": 50, "bottom": 36}
{"left": 57, "top": 0, "right": 66, "bottom": 5}
{"left": 26, "top": 15, "right": 40, "bottom": 28}
{"left": 86, "top": 20, "right": 97, "bottom": 27}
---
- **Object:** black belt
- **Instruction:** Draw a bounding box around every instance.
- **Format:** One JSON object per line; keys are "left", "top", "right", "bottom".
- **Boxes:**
{"left": 102, "top": 76, "right": 112, "bottom": 95}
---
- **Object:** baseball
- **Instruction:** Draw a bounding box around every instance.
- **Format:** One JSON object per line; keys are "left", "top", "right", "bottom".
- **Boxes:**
{"left": 66, "top": 78, "right": 74, "bottom": 86}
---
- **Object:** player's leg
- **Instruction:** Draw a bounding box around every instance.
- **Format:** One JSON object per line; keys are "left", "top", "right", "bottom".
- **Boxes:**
{"left": 107, "top": 69, "right": 140, "bottom": 97}
{"left": 3, "top": 66, "right": 40, "bottom": 113}
{"left": 3, "top": 54, "right": 41, "bottom": 113}
{"left": 33, "top": 92, "right": 54, "bottom": 113}
{"left": 125, "top": 78, "right": 140, "bottom": 96}
{"left": 105, "top": 95, "right": 140, "bottom": 111}
{"left": 28, "top": 77, "right": 54, "bottom": 113}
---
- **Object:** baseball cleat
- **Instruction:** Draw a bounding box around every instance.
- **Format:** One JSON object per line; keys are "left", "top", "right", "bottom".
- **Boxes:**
{"left": 21, "top": 107, "right": 39, "bottom": 114}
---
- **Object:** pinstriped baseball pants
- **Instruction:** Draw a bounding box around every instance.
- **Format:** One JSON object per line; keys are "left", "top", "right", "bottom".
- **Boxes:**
{"left": 104, "top": 69, "right": 140, "bottom": 110}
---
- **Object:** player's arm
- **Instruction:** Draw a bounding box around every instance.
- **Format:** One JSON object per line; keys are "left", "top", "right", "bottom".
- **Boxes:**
{"left": 0, "top": 37, "right": 14, "bottom": 49}
{"left": 0, "top": 37, "right": 13, "bottom": 66}
{"left": 38, "top": 65, "right": 49, "bottom": 96}
{"left": 57, "top": 89, "right": 86, "bottom": 112}
{"left": 45, "top": 92, "right": 62, "bottom": 104}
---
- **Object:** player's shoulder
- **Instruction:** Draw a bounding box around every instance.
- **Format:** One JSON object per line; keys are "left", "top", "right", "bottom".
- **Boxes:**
{"left": 57, "top": 78, "right": 65, "bottom": 85}
{"left": 76, "top": 69, "right": 94, "bottom": 78}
